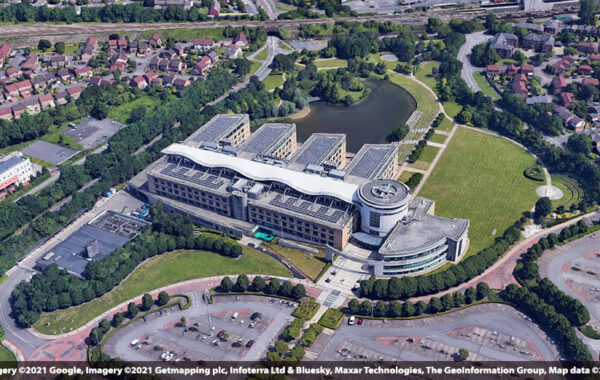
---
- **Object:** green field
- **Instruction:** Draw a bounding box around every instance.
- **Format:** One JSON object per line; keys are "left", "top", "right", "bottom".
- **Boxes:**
{"left": 408, "top": 161, "right": 429, "bottom": 171}
{"left": 387, "top": 72, "right": 438, "bottom": 112}
{"left": 398, "top": 170, "right": 414, "bottom": 183}
{"left": 313, "top": 59, "right": 348, "bottom": 69}
{"left": 254, "top": 47, "right": 269, "bottom": 62}
{"left": 443, "top": 101, "right": 462, "bottom": 118}
{"left": 42, "top": 132, "right": 83, "bottom": 151}
{"left": 429, "top": 133, "right": 447, "bottom": 144}
{"left": 141, "top": 27, "right": 227, "bottom": 42}
{"left": 420, "top": 127, "right": 541, "bottom": 256}
{"left": 33, "top": 247, "right": 291, "bottom": 335}
{"left": 263, "top": 240, "right": 326, "bottom": 280}
{"left": 275, "top": 2, "right": 294, "bottom": 11}
{"left": 369, "top": 52, "right": 400, "bottom": 71}
{"left": 415, "top": 61, "right": 440, "bottom": 91}
{"left": 107, "top": 96, "right": 161, "bottom": 124}
{"left": 551, "top": 174, "right": 584, "bottom": 210}
{"left": 419, "top": 144, "right": 440, "bottom": 162}
{"left": 0, "top": 345, "right": 15, "bottom": 362}
{"left": 263, "top": 73, "right": 285, "bottom": 91}
{"left": 250, "top": 60, "right": 262, "bottom": 75}
{"left": 437, "top": 118, "right": 454, "bottom": 132}
{"left": 473, "top": 71, "right": 500, "bottom": 100}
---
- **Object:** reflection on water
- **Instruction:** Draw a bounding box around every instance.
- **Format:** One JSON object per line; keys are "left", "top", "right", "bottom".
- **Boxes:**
{"left": 292, "top": 80, "right": 417, "bottom": 153}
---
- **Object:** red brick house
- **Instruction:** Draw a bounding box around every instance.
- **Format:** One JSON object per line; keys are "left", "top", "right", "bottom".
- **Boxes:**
{"left": 129, "top": 76, "right": 147, "bottom": 89}
{"left": 552, "top": 76, "right": 567, "bottom": 94}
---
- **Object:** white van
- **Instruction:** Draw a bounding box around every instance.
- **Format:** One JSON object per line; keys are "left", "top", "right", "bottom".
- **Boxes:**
{"left": 130, "top": 339, "right": 140, "bottom": 346}
{"left": 348, "top": 316, "right": 356, "bottom": 325}
{"left": 232, "top": 312, "right": 239, "bottom": 320}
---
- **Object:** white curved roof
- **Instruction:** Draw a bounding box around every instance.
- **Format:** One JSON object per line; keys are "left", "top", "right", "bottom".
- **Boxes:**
{"left": 162, "top": 144, "right": 359, "bottom": 203}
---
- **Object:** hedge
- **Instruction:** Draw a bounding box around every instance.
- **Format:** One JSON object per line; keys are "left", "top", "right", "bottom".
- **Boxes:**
{"left": 318, "top": 308, "right": 344, "bottom": 330}
{"left": 292, "top": 300, "right": 320, "bottom": 320}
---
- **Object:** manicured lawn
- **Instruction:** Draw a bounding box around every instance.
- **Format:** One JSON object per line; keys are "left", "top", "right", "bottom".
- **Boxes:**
{"left": 369, "top": 52, "right": 399, "bottom": 71}
{"left": 141, "top": 27, "right": 227, "bottom": 42}
{"left": 551, "top": 174, "right": 584, "bottom": 210}
{"left": 387, "top": 72, "right": 438, "bottom": 112}
{"left": 0, "top": 345, "right": 15, "bottom": 362}
{"left": 42, "top": 132, "right": 83, "bottom": 151}
{"left": 420, "top": 127, "right": 541, "bottom": 257}
{"left": 263, "top": 73, "right": 285, "bottom": 91}
{"left": 264, "top": 241, "right": 326, "bottom": 280}
{"left": 473, "top": 71, "right": 500, "bottom": 100}
{"left": 414, "top": 61, "right": 440, "bottom": 92}
{"left": 254, "top": 47, "right": 269, "bottom": 62}
{"left": 443, "top": 101, "right": 462, "bottom": 118}
{"left": 429, "top": 133, "right": 447, "bottom": 144}
{"left": 419, "top": 144, "right": 440, "bottom": 162}
{"left": 250, "top": 60, "right": 262, "bottom": 75}
{"left": 275, "top": 2, "right": 294, "bottom": 11}
{"left": 338, "top": 87, "right": 365, "bottom": 102}
{"left": 107, "top": 96, "right": 161, "bottom": 124}
{"left": 408, "top": 161, "right": 430, "bottom": 171}
{"left": 398, "top": 171, "right": 414, "bottom": 182}
{"left": 33, "top": 247, "right": 291, "bottom": 335}
{"left": 437, "top": 118, "right": 454, "bottom": 132}
{"left": 313, "top": 59, "right": 347, "bottom": 69}
{"left": 280, "top": 42, "right": 293, "bottom": 51}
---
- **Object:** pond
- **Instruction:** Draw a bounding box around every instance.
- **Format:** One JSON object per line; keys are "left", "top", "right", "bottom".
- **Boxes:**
{"left": 292, "top": 80, "right": 417, "bottom": 153}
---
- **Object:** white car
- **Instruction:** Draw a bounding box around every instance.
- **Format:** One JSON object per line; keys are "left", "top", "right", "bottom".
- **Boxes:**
{"left": 165, "top": 353, "right": 174, "bottom": 361}
{"left": 130, "top": 339, "right": 139, "bottom": 346}
{"left": 348, "top": 316, "right": 356, "bottom": 325}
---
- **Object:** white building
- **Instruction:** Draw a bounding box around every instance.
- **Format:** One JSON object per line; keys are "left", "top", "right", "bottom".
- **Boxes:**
{"left": 0, "top": 152, "right": 33, "bottom": 196}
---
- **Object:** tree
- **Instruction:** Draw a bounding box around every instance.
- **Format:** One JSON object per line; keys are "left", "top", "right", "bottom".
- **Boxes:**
{"left": 513, "top": 50, "right": 527, "bottom": 64}
{"left": 38, "top": 39, "right": 51, "bottom": 51}
{"left": 252, "top": 276, "right": 266, "bottom": 292}
{"left": 458, "top": 348, "right": 469, "bottom": 361}
{"left": 289, "top": 345, "right": 306, "bottom": 361}
{"left": 0, "top": 325, "right": 4, "bottom": 341}
{"left": 464, "top": 287, "right": 476, "bottom": 304}
{"left": 235, "top": 274, "right": 249, "bottom": 292}
{"left": 275, "top": 339, "right": 288, "bottom": 355}
{"left": 441, "top": 294, "right": 454, "bottom": 311}
{"left": 157, "top": 291, "right": 170, "bottom": 306}
{"left": 428, "top": 297, "right": 443, "bottom": 314}
{"left": 390, "top": 124, "right": 409, "bottom": 141}
{"left": 142, "top": 293, "right": 153, "bottom": 311}
{"left": 280, "top": 281, "right": 293, "bottom": 297}
{"left": 359, "top": 300, "right": 372, "bottom": 316}
{"left": 89, "top": 327, "right": 101, "bottom": 346}
{"left": 112, "top": 312, "right": 124, "bottom": 327}
{"left": 534, "top": 197, "right": 552, "bottom": 219}
{"left": 266, "top": 278, "right": 280, "bottom": 294}
{"left": 234, "top": 59, "right": 251, "bottom": 76}
{"left": 54, "top": 42, "right": 65, "bottom": 55}
{"left": 580, "top": 0, "right": 597, "bottom": 26}
{"left": 567, "top": 133, "right": 593, "bottom": 155}
{"left": 130, "top": 105, "right": 146, "bottom": 122}
{"left": 91, "top": 103, "right": 109, "bottom": 120}
{"left": 292, "top": 284, "right": 306, "bottom": 300}
{"left": 348, "top": 298, "right": 360, "bottom": 314}
{"left": 127, "top": 302, "right": 139, "bottom": 318}
{"left": 374, "top": 301, "right": 388, "bottom": 317}
{"left": 219, "top": 276, "right": 233, "bottom": 292}
{"left": 180, "top": 316, "right": 186, "bottom": 326}
{"left": 476, "top": 282, "right": 491, "bottom": 300}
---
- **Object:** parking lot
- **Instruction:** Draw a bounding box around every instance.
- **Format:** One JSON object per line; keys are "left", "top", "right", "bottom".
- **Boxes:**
{"left": 311, "top": 304, "right": 558, "bottom": 361}
{"left": 104, "top": 294, "right": 295, "bottom": 361}
{"left": 22, "top": 140, "right": 79, "bottom": 165}
{"left": 61, "top": 118, "right": 124, "bottom": 150}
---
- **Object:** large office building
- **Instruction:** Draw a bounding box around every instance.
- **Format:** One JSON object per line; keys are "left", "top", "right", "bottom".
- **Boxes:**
{"left": 130, "top": 114, "right": 469, "bottom": 276}
{"left": 0, "top": 151, "right": 33, "bottom": 198}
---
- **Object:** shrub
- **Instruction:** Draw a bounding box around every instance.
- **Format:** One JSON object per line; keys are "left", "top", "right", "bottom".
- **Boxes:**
{"left": 318, "top": 308, "right": 344, "bottom": 329}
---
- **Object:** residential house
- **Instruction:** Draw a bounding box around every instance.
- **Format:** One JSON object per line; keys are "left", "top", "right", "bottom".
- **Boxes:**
{"left": 149, "top": 58, "right": 160, "bottom": 70}
{"left": 207, "top": 51, "right": 219, "bottom": 64}
{"left": 4, "top": 84, "right": 19, "bottom": 99}
{"left": 490, "top": 33, "right": 518, "bottom": 58}
{"left": 21, "top": 54, "right": 40, "bottom": 72}
{"left": 0, "top": 44, "right": 12, "bottom": 67}
{"left": 234, "top": 33, "right": 248, "bottom": 49}
{"left": 552, "top": 76, "right": 567, "bottom": 94}
{"left": 522, "top": 34, "right": 554, "bottom": 53}
{"left": 592, "top": 54, "right": 600, "bottom": 62}
{"left": 508, "top": 22, "right": 543, "bottom": 34}
{"left": 89, "top": 76, "right": 103, "bottom": 86}
{"left": 15, "top": 80, "right": 32, "bottom": 97}
{"left": 0, "top": 107, "right": 12, "bottom": 121}
{"left": 590, "top": 131, "right": 600, "bottom": 152}
{"left": 560, "top": 92, "right": 575, "bottom": 108}
{"left": 208, "top": 0, "right": 221, "bottom": 16}
{"left": 163, "top": 75, "right": 175, "bottom": 86}
{"left": 159, "top": 59, "right": 169, "bottom": 71}
{"left": 29, "top": 76, "right": 47, "bottom": 91}
{"left": 511, "top": 76, "right": 528, "bottom": 98}
{"left": 568, "top": 117, "right": 585, "bottom": 131}
{"left": 191, "top": 61, "right": 209, "bottom": 76}
{"left": 193, "top": 39, "right": 215, "bottom": 51}
{"left": 553, "top": 104, "right": 575, "bottom": 125}
{"left": 74, "top": 67, "right": 92, "bottom": 78}
{"left": 579, "top": 65, "right": 593, "bottom": 75}
{"left": 144, "top": 71, "right": 158, "bottom": 84}
{"left": 49, "top": 55, "right": 69, "bottom": 68}
{"left": 521, "top": 63, "right": 534, "bottom": 76}
{"left": 24, "top": 98, "right": 41, "bottom": 114}
{"left": 149, "top": 34, "right": 162, "bottom": 47}
{"left": 66, "top": 86, "right": 83, "bottom": 99}
{"left": 41, "top": 72, "right": 57, "bottom": 86}
{"left": 577, "top": 42, "right": 598, "bottom": 54}
{"left": 173, "top": 78, "right": 190, "bottom": 90}
{"left": 84, "top": 37, "right": 97, "bottom": 53}
{"left": 112, "top": 54, "right": 128, "bottom": 65}
{"left": 223, "top": 46, "right": 242, "bottom": 59}
{"left": 110, "top": 62, "right": 126, "bottom": 73}
{"left": 506, "top": 64, "right": 518, "bottom": 76}
{"left": 583, "top": 78, "right": 599, "bottom": 86}
{"left": 56, "top": 68, "right": 72, "bottom": 82}
{"left": 486, "top": 64, "right": 502, "bottom": 77}
{"left": 117, "top": 39, "right": 128, "bottom": 51}
{"left": 137, "top": 42, "right": 149, "bottom": 56}
{"left": 526, "top": 95, "right": 550, "bottom": 105}
{"left": 5, "top": 67, "right": 21, "bottom": 80}
{"left": 162, "top": 49, "right": 177, "bottom": 60}
{"left": 11, "top": 103, "right": 26, "bottom": 119}
{"left": 129, "top": 41, "right": 138, "bottom": 55}
{"left": 54, "top": 91, "right": 68, "bottom": 105}
{"left": 169, "top": 60, "right": 186, "bottom": 73}
{"left": 38, "top": 94, "right": 55, "bottom": 109}
{"left": 129, "top": 76, "right": 147, "bottom": 89}
{"left": 544, "top": 20, "right": 561, "bottom": 35}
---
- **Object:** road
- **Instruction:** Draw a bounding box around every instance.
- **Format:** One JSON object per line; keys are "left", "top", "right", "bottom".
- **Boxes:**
{"left": 13, "top": 171, "right": 60, "bottom": 203}
{"left": 457, "top": 31, "right": 491, "bottom": 93}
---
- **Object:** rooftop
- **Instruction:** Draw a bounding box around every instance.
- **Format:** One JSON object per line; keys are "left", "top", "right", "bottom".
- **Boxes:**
{"left": 185, "top": 114, "right": 249, "bottom": 145}
{"left": 239, "top": 123, "right": 295, "bottom": 158}
{"left": 345, "top": 144, "right": 398, "bottom": 181}
{"left": 287, "top": 133, "right": 345, "bottom": 171}
{"left": 357, "top": 178, "right": 410, "bottom": 209}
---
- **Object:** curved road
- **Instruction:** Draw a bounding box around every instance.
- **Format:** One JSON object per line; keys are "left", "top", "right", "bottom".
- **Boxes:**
{"left": 457, "top": 31, "right": 492, "bottom": 93}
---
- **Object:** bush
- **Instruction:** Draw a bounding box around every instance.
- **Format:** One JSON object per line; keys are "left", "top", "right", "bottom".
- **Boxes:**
{"left": 292, "top": 300, "right": 320, "bottom": 320}
{"left": 405, "top": 173, "right": 423, "bottom": 190}
{"left": 523, "top": 165, "right": 545, "bottom": 182}
{"left": 318, "top": 308, "right": 344, "bottom": 329}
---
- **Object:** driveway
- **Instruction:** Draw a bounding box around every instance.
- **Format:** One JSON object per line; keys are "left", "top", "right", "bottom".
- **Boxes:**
{"left": 457, "top": 31, "right": 492, "bottom": 93}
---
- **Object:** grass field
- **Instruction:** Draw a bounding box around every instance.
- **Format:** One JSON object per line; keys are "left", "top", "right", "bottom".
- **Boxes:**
{"left": 443, "top": 101, "right": 462, "bottom": 119}
{"left": 313, "top": 59, "right": 347, "bottom": 69}
{"left": 42, "top": 132, "right": 83, "bottom": 151}
{"left": 107, "top": 96, "right": 161, "bottom": 124}
{"left": 551, "top": 174, "right": 584, "bottom": 210}
{"left": 429, "top": 133, "right": 447, "bottom": 144}
{"left": 398, "top": 171, "right": 414, "bottom": 182}
{"left": 263, "top": 73, "right": 285, "bottom": 91}
{"left": 473, "top": 71, "right": 500, "bottom": 100}
{"left": 419, "top": 144, "right": 440, "bottom": 162}
{"left": 33, "top": 247, "right": 291, "bottom": 335}
{"left": 437, "top": 118, "right": 454, "bottom": 132}
{"left": 254, "top": 48, "right": 269, "bottom": 62}
{"left": 387, "top": 72, "right": 438, "bottom": 112}
{"left": 369, "top": 52, "right": 399, "bottom": 71}
{"left": 408, "top": 161, "right": 430, "bottom": 171}
{"left": 414, "top": 61, "right": 440, "bottom": 92}
{"left": 141, "top": 27, "right": 226, "bottom": 42}
{"left": 264, "top": 240, "right": 326, "bottom": 280}
{"left": 420, "top": 127, "right": 541, "bottom": 256}
{"left": 250, "top": 60, "right": 262, "bottom": 75}
{"left": 275, "top": 2, "right": 294, "bottom": 11}
{"left": 0, "top": 345, "right": 15, "bottom": 362}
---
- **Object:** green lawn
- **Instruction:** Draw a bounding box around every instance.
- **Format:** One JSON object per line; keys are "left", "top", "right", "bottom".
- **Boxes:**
{"left": 263, "top": 73, "right": 285, "bottom": 91}
{"left": 338, "top": 87, "right": 365, "bottom": 102}
{"left": 254, "top": 47, "right": 269, "bottom": 62}
{"left": 107, "top": 96, "right": 161, "bottom": 124}
{"left": 275, "top": 2, "right": 294, "bottom": 11}
{"left": 42, "top": 132, "right": 83, "bottom": 151}
{"left": 420, "top": 127, "right": 541, "bottom": 257}
{"left": 263, "top": 240, "right": 326, "bottom": 280}
{"left": 473, "top": 71, "right": 500, "bottom": 100}
{"left": 141, "top": 27, "right": 227, "bottom": 42}
{"left": 387, "top": 72, "right": 438, "bottom": 112}
{"left": 551, "top": 174, "right": 584, "bottom": 210}
{"left": 0, "top": 345, "right": 15, "bottom": 362}
{"left": 398, "top": 171, "right": 414, "bottom": 183}
{"left": 419, "top": 144, "right": 440, "bottom": 162}
{"left": 250, "top": 60, "right": 262, "bottom": 75}
{"left": 313, "top": 59, "right": 348, "bottom": 69}
{"left": 280, "top": 42, "right": 293, "bottom": 52}
{"left": 443, "top": 101, "right": 462, "bottom": 118}
{"left": 33, "top": 247, "right": 291, "bottom": 335}
{"left": 415, "top": 61, "right": 440, "bottom": 92}
{"left": 429, "top": 133, "right": 447, "bottom": 144}
{"left": 369, "top": 52, "right": 399, "bottom": 71}
{"left": 437, "top": 118, "right": 455, "bottom": 132}
{"left": 408, "top": 161, "right": 430, "bottom": 171}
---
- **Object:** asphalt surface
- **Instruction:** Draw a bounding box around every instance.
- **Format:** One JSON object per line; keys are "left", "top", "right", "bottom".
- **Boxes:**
{"left": 457, "top": 31, "right": 491, "bottom": 93}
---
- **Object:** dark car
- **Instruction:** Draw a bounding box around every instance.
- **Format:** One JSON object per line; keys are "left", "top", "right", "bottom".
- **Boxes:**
{"left": 246, "top": 340, "right": 254, "bottom": 348}
{"left": 217, "top": 330, "right": 226, "bottom": 340}
{"left": 357, "top": 318, "right": 363, "bottom": 325}
{"left": 250, "top": 312, "right": 262, "bottom": 320}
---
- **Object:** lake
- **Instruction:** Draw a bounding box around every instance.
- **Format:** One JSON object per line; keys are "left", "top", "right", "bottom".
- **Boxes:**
{"left": 292, "top": 80, "right": 417, "bottom": 153}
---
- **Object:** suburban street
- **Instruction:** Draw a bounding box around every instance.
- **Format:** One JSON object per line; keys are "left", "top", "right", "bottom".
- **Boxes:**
{"left": 457, "top": 31, "right": 491, "bottom": 93}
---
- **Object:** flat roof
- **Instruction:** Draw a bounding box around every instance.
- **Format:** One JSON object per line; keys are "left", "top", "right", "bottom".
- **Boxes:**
{"left": 345, "top": 144, "right": 398, "bottom": 180}
{"left": 162, "top": 143, "right": 358, "bottom": 204}
{"left": 0, "top": 154, "right": 25, "bottom": 174}
{"left": 185, "top": 114, "right": 248, "bottom": 144}
{"left": 239, "top": 123, "right": 295, "bottom": 157}
{"left": 288, "top": 133, "right": 344, "bottom": 170}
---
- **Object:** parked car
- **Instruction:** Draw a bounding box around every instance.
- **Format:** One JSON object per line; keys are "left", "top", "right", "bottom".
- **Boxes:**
{"left": 357, "top": 318, "right": 363, "bottom": 325}
{"left": 251, "top": 312, "right": 261, "bottom": 320}
{"left": 217, "top": 330, "right": 226, "bottom": 340}
{"left": 348, "top": 316, "right": 356, "bottom": 325}
{"left": 246, "top": 340, "right": 254, "bottom": 348}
